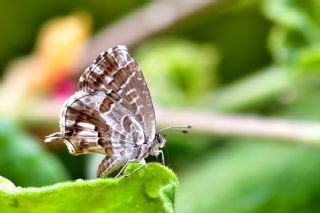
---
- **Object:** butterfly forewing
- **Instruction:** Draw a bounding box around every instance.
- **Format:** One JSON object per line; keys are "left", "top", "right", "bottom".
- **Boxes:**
{"left": 78, "top": 46, "right": 156, "bottom": 141}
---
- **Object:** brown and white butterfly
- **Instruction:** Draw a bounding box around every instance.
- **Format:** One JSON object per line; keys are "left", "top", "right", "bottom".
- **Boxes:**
{"left": 45, "top": 45, "right": 190, "bottom": 177}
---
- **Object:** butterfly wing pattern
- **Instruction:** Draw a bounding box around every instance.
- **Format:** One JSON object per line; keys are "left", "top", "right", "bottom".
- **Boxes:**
{"left": 45, "top": 45, "right": 163, "bottom": 177}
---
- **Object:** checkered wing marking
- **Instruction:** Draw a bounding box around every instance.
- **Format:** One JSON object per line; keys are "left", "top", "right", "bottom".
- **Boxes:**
{"left": 59, "top": 90, "right": 145, "bottom": 157}
{"left": 78, "top": 45, "right": 156, "bottom": 142}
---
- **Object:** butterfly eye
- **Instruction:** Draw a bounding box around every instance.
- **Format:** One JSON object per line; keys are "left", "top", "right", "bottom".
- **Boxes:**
{"left": 156, "top": 134, "right": 166, "bottom": 144}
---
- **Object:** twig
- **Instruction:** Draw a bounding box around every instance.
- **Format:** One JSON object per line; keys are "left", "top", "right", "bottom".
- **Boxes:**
{"left": 156, "top": 107, "right": 320, "bottom": 144}
{"left": 26, "top": 101, "right": 320, "bottom": 145}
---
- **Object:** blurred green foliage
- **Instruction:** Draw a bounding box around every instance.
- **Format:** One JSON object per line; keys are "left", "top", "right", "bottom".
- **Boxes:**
{"left": 262, "top": 0, "right": 320, "bottom": 74}
{"left": 176, "top": 141, "right": 320, "bottom": 213}
{"left": 164, "top": 3, "right": 272, "bottom": 84}
{"left": 0, "top": 119, "right": 70, "bottom": 187}
{"left": 135, "top": 39, "right": 219, "bottom": 105}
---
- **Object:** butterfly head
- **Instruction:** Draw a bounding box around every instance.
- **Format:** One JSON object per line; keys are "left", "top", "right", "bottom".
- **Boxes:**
{"left": 155, "top": 133, "right": 166, "bottom": 148}
{"left": 148, "top": 132, "right": 166, "bottom": 157}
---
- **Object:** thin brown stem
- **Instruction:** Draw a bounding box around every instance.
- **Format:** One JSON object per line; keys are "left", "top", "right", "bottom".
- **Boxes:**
{"left": 156, "top": 107, "right": 320, "bottom": 144}
{"left": 25, "top": 100, "right": 320, "bottom": 145}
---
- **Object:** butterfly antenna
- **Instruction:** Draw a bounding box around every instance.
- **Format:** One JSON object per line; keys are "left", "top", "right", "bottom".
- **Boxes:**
{"left": 159, "top": 125, "right": 192, "bottom": 134}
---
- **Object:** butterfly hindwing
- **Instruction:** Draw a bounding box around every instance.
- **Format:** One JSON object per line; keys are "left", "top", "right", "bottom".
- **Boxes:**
{"left": 59, "top": 90, "right": 144, "bottom": 157}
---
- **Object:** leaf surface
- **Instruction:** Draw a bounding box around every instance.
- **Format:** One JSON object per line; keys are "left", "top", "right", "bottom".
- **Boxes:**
{"left": 0, "top": 163, "right": 177, "bottom": 213}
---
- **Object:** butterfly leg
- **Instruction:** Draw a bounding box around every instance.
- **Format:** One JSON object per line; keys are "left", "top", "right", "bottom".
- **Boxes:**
{"left": 115, "top": 159, "right": 136, "bottom": 178}
{"left": 124, "top": 159, "right": 146, "bottom": 178}
{"left": 156, "top": 150, "right": 165, "bottom": 165}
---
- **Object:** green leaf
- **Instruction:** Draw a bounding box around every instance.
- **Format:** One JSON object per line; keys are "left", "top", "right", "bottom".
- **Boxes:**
{"left": 0, "top": 163, "right": 178, "bottom": 213}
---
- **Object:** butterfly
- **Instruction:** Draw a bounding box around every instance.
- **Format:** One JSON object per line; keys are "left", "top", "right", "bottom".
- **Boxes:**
{"left": 45, "top": 45, "right": 190, "bottom": 177}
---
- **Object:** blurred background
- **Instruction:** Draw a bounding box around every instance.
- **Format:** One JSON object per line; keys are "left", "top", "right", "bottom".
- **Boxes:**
{"left": 1, "top": 0, "right": 320, "bottom": 212}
